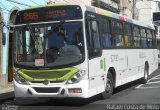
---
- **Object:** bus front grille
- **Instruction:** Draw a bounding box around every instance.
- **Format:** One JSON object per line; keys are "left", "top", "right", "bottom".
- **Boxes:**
{"left": 31, "top": 80, "right": 64, "bottom": 83}
{"left": 33, "top": 87, "right": 60, "bottom": 93}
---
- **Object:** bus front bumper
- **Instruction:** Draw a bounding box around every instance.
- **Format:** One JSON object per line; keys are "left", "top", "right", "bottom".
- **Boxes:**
{"left": 14, "top": 80, "right": 89, "bottom": 98}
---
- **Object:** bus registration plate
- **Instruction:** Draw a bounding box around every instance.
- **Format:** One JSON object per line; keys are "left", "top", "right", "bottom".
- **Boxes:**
{"left": 35, "top": 59, "right": 44, "bottom": 66}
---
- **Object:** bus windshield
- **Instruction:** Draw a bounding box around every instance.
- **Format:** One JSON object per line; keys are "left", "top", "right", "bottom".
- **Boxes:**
{"left": 14, "top": 21, "right": 84, "bottom": 68}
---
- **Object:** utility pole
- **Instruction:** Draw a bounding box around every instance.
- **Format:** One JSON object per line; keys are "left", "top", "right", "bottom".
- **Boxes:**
{"left": 132, "top": 0, "right": 136, "bottom": 19}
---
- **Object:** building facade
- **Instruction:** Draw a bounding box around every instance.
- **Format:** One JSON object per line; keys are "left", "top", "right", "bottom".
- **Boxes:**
{"left": 0, "top": 0, "right": 46, "bottom": 88}
{"left": 120, "top": 0, "right": 132, "bottom": 17}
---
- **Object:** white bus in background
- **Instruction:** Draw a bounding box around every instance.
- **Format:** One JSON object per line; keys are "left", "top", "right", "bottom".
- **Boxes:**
{"left": 13, "top": 3, "right": 158, "bottom": 99}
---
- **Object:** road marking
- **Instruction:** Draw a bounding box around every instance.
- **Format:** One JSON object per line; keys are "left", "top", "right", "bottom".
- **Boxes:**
{"left": 136, "top": 84, "right": 143, "bottom": 88}
{"left": 148, "top": 74, "right": 160, "bottom": 82}
{"left": 136, "top": 74, "right": 160, "bottom": 89}
{"left": 146, "top": 81, "right": 160, "bottom": 84}
{"left": 150, "top": 77, "right": 160, "bottom": 80}
{"left": 137, "top": 86, "right": 160, "bottom": 89}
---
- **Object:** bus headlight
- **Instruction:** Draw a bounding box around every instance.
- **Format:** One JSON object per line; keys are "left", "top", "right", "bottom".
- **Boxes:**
{"left": 67, "top": 70, "right": 86, "bottom": 84}
{"left": 14, "top": 72, "right": 28, "bottom": 85}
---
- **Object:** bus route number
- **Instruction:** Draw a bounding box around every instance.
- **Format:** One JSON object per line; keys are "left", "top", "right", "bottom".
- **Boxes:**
{"left": 23, "top": 12, "right": 38, "bottom": 21}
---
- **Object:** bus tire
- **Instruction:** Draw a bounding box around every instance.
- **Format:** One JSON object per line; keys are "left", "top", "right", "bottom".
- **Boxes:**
{"left": 100, "top": 72, "right": 114, "bottom": 99}
{"left": 141, "top": 65, "right": 149, "bottom": 84}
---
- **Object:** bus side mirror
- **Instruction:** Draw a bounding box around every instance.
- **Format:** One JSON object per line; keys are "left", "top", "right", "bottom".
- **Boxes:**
{"left": 2, "top": 32, "right": 6, "bottom": 45}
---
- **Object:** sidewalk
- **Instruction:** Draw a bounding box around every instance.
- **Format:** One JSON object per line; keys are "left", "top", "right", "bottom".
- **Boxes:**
{"left": 0, "top": 83, "right": 14, "bottom": 102}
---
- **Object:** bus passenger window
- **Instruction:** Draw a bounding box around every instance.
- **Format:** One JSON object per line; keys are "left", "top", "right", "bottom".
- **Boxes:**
{"left": 124, "top": 35, "right": 129, "bottom": 46}
{"left": 147, "top": 30, "right": 153, "bottom": 48}
{"left": 133, "top": 26, "right": 140, "bottom": 47}
{"left": 91, "top": 21, "right": 101, "bottom": 49}
{"left": 112, "top": 21, "right": 124, "bottom": 47}
{"left": 102, "top": 33, "right": 112, "bottom": 47}
{"left": 86, "top": 19, "right": 102, "bottom": 59}
{"left": 152, "top": 30, "right": 157, "bottom": 47}
{"left": 140, "top": 28, "right": 147, "bottom": 48}
{"left": 100, "top": 18, "right": 112, "bottom": 48}
{"left": 116, "top": 35, "right": 124, "bottom": 46}
{"left": 124, "top": 23, "right": 132, "bottom": 47}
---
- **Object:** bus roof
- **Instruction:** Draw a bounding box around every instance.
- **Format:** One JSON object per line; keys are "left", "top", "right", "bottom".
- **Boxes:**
{"left": 22, "top": 3, "right": 71, "bottom": 10}
{"left": 85, "top": 5, "right": 155, "bottom": 30}
{"left": 19, "top": 3, "right": 155, "bottom": 30}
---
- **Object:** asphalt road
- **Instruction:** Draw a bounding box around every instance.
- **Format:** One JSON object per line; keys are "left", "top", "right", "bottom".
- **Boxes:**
{"left": 1, "top": 68, "right": 160, "bottom": 110}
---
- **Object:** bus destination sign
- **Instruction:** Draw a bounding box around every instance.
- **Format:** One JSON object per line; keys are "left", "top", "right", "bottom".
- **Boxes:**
{"left": 15, "top": 6, "right": 82, "bottom": 24}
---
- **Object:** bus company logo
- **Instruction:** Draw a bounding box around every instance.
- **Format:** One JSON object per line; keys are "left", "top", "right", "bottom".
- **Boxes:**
{"left": 43, "top": 80, "right": 49, "bottom": 85}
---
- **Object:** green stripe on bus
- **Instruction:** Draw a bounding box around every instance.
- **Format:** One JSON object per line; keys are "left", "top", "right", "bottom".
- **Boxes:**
{"left": 17, "top": 67, "right": 78, "bottom": 81}
{"left": 126, "top": 56, "right": 128, "bottom": 67}
{"left": 104, "top": 58, "right": 106, "bottom": 72}
{"left": 100, "top": 59, "right": 103, "bottom": 69}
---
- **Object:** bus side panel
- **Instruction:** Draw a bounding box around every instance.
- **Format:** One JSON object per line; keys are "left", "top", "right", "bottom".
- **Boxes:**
{"left": 88, "top": 57, "right": 105, "bottom": 97}
{"left": 102, "top": 49, "right": 127, "bottom": 87}
{"left": 125, "top": 49, "right": 144, "bottom": 84}
{"left": 143, "top": 49, "right": 158, "bottom": 75}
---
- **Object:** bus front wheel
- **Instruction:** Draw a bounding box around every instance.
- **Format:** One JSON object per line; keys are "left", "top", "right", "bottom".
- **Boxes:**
{"left": 100, "top": 72, "right": 114, "bottom": 99}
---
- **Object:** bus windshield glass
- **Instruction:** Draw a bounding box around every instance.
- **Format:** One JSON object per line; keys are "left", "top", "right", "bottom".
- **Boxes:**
{"left": 14, "top": 21, "right": 84, "bottom": 68}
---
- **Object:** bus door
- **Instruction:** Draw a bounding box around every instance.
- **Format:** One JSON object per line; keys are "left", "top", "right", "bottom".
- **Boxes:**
{"left": 86, "top": 18, "right": 104, "bottom": 92}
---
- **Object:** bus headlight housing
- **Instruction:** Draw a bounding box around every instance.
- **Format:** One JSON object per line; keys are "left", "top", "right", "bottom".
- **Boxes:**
{"left": 67, "top": 70, "right": 86, "bottom": 84}
{"left": 14, "top": 72, "right": 28, "bottom": 85}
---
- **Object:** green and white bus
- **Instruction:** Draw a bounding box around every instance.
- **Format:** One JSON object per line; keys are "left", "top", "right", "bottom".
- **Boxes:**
{"left": 13, "top": 3, "right": 158, "bottom": 98}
